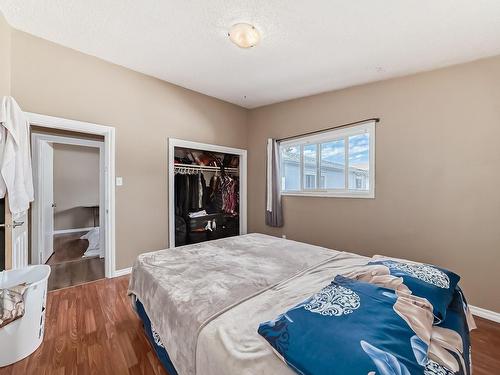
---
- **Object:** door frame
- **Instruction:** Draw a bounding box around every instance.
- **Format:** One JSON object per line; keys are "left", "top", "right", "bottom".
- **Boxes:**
{"left": 31, "top": 133, "right": 105, "bottom": 265}
{"left": 167, "top": 138, "right": 247, "bottom": 248}
{"left": 27, "top": 112, "right": 117, "bottom": 278}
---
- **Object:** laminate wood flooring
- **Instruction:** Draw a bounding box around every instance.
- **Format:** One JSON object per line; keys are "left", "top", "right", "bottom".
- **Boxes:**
{"left": 0, "top": 276, "right": 498, "bottom": 374}
{"left": 46, "top": 232, "right": 104, "bottom": 291}
{"left": 0, "top": 276, "right": 166, "bottom": 375}
{"left": 47, "top": 233, "right": 89, "bottom": 264}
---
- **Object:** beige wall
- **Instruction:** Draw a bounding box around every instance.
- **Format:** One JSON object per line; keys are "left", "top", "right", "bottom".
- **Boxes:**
{"left": 0, "top": 12, "right": 11, "bottom": 95}
{"left": 248, "top": 55, "right": 500, "bottom": 312}
{"left": 4, "top": 24, "right": 499, "bottom": 310}
{"left": 53, "top": 143, "right": 100, "bottom": 230}
{"left": 9, "top": 30, "right": 248, "bottom": 269}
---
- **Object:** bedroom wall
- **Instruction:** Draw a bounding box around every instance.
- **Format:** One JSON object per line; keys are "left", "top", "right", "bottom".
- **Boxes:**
{"left": 0, "top": 12, "right": 11, "bottom": 95}
{"left": 53, "top": 143, "right": 100, "bottom": 231}
{"left": 5, "top": 21, "right": 499, "bottom": 312}
{"left": 9, "top": 30, "right": 248, "bottom": 269}
{"left": 247, "top": 55, "right": 500, "bottom": 312}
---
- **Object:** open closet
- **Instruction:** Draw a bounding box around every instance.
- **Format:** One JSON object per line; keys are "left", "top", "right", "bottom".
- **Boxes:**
{"left": 168, "top": 139, "right": 247, "bottom": 248}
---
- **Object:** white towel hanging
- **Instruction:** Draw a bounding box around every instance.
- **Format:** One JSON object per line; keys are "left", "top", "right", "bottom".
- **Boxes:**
{"left": 0, "top": 97, "right": 34, "bottom": 214}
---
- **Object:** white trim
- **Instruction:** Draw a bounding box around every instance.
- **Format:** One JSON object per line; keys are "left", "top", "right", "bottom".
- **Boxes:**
{"left": 167, "top": 138, "right": 247, "bottom": 249}
{"left": 279, "top": 124, "right": 370, "bottom": 147}
{"left": 113, "top": 267, "right": 132, "bottom": 277}
{"left": 53, "top": 227, "right": 97, "bottom": 235}
{"left": 470, "top": 305, "right": 500, "bottom": 323}
{"left": 26, "top": 112, "right": 116, "bottom": 278}
{"left": 31, "top": 134, "right": 104, "bottom": 148}
{"left": 282, "top": 191, "right": 375, "bottom": 199}
{"left": 279, "top": 121, "right": 376, "bottom": 199}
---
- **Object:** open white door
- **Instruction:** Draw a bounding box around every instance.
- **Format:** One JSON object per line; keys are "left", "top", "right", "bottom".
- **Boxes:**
{"left": 3, "top": 197, "right": 29, "bottom": 270}
{"left": 99, "top": 146, "right": 106, "bottom": 259}
{"left": 40, "top": 141, "right": 54, "bottom": 264}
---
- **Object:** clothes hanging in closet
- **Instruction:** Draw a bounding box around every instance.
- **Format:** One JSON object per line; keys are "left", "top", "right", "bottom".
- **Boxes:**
{"left": 205, "top": 173, "right": 238, "bottom": 215}
{"left": 174, "top": 165, "right": 240, "bottom": 246}
{"left": 175, "top": 173, "right": 207, "bottom": 216}
{"left": 220, "top": 175, "right": 238, "bottom": 215}
{"left": 206, "top": 174, "right": 223, "bottom": 214}
{"left": 175, "top": 171, "right": 239, "bottom": 217}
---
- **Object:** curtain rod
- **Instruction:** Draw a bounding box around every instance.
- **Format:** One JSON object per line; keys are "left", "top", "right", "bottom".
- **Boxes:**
{"left": 277, "top": 118, "right": 380, "bottom": 143}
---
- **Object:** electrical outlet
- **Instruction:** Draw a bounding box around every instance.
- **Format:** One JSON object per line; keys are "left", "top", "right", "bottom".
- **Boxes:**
{"left": 116, "top": 177, "right": 123, "bottom": 186}
{"left": 282, "top": 234, "right": 287, "bottom": 239}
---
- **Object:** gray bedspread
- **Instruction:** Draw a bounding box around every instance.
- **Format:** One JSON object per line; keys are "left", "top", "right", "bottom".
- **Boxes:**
{"left": 196, "top": 251, "right": 370, "bottom": 375}
{"left": 128, "top": 233, "right": 339, "bottom": 375}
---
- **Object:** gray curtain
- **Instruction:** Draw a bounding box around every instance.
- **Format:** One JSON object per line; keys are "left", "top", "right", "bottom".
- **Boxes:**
{"left": 265, "top": 138, "right": 283, "bottom": 227}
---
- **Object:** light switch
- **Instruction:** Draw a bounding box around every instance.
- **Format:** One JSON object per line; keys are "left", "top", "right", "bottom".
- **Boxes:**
{"left": 116, "top": 177, "right": 123, "bottom": 186}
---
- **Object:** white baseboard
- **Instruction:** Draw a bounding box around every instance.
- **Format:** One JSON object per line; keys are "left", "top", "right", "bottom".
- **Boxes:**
{"left": 54, "top": 227, "right": 97, "bottom": 235}
{"left": 113, "top": 267, "right": 132, "bottom": 277}
{"left": 469, "top": 305, "right": 500, "bottom": 323}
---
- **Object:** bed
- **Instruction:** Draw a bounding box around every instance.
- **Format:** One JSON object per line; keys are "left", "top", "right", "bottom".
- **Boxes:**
{"left": 128, "top": 233, "right": 475, "bottom": 375}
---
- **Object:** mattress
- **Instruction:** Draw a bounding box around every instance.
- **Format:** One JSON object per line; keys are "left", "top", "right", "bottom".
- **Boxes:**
{"left": 129, "top": 233, "right": 474, "bottom": 375}
{"left": 135, "top": 299, "right": 178, "bottom": 375}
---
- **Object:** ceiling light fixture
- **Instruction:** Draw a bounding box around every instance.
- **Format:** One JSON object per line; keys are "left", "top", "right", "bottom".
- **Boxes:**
{"left": 228, "top": 23, "right": 260, "bottom": 48}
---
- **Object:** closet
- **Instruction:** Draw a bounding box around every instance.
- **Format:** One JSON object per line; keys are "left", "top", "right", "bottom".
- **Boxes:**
{"left": 169, "top": 139, "right": 247, "bottom": 247}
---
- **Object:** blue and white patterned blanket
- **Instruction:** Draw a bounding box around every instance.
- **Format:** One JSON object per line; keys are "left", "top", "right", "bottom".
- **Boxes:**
{"left": 258, "top": 266, "right": 474, "bottom": 375}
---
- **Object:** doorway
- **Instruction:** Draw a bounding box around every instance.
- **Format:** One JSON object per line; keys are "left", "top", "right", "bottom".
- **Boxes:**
{"left": 26, "top": 112, "right": 116, "bottom": 288}
{"left": 31, "top": 133, "right": 105, "bottom": 290}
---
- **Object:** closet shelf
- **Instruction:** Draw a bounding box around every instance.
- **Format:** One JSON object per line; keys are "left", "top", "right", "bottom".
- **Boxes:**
{"left": 174, "top": 163, "right": 239, "bottom": 173}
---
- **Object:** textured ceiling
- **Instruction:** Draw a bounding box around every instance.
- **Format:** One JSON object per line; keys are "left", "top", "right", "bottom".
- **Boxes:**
{"left": 1, "top": 1, "right": 500, "bottom": 108}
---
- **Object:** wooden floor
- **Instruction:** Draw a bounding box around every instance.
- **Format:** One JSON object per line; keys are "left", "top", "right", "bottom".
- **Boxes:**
{"left": 48, "top": 233, "right": 90, "bottom": 264}
{"left": 47, "top": 233, "right": 105, "bottom": 291}
{"left": 0, "top": 276, "right": 167, "bottom": 375}
{"left": 48, "top": 257, "right": 105, "bottom": 291}
{"left": 0, "top": 276, "right": 498, "bottom": 375}
{"left": 471, "top": 317, "right": 500, "bottom": 374}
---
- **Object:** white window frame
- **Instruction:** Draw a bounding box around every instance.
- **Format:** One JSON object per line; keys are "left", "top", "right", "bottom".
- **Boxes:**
{"left": 279, "top": 121, "right": 375, "bottom": 198}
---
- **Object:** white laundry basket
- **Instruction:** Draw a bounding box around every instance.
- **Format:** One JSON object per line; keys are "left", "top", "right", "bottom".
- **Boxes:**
{"left": 0, "top": 265, "right": 51, "bottom": 367}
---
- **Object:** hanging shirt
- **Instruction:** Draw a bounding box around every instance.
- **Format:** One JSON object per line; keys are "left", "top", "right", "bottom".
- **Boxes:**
{"left": 0, "top": 97, "right": 34, "bottom": 214}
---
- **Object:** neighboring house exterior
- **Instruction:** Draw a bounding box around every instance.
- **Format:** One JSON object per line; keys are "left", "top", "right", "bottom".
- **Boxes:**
{"left": 281, "top": 156, "right": 369, "bottom": 191}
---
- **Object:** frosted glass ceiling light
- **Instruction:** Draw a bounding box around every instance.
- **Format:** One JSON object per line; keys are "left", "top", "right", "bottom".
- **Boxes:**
{"left": 228, "top": 23, "right": 260, "bottom": 48}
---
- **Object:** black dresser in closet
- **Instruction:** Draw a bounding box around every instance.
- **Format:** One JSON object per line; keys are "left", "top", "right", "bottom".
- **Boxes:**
{"left": 174, "top": 148, "right": 240, "bottom": 246}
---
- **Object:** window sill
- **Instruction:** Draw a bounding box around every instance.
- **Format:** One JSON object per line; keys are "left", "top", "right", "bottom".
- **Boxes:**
{"left": 281, "top": 191, "right": 375, "bottom": 199}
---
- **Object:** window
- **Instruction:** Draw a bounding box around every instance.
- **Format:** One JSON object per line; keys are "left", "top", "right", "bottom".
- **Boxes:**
{"left": 320, "top": 175, "right": 326, "bottom": 188}
{"left": 305, "top": 174, "right": 316, "bottom": 189}
{"left": 355, "top": 176, "right": 363, "bottom": 189}
{"left": 279, "top": 121, "right": 375, "bottom": 198}
{"left": 303, "top": 144, "right": 317, "bottom": 189}
{"left": 280, "top": 145, "right": 301, "bottom": 191}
